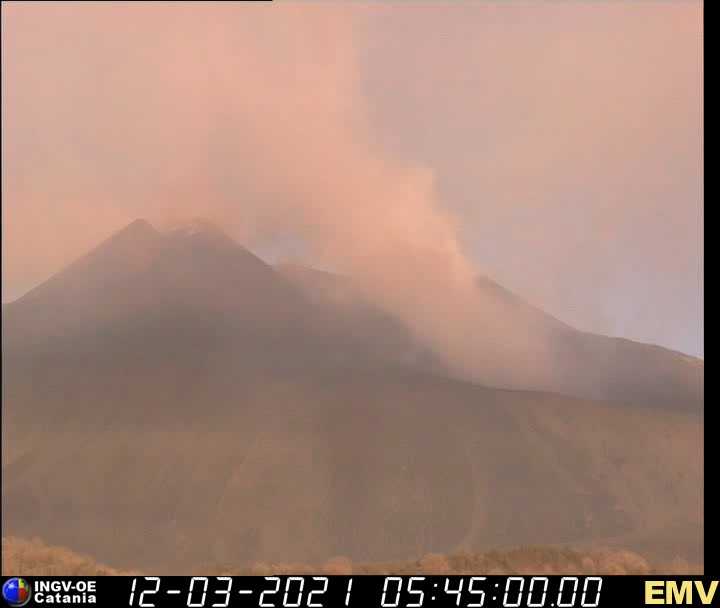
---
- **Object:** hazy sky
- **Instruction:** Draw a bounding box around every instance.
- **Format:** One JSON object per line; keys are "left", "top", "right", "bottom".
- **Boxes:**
{"left": 1, "top": 1, "right": 703, "bottom": 357}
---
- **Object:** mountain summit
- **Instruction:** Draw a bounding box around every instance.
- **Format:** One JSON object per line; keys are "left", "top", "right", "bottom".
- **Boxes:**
{"left": 3, "top": 218, "right": 304, "bottom": 348}
{"left": 2, "top": 218, "right": 703, "bottom": 570}
{"left": 4, "top": 218, "right": 703, "bottom": 409}
{"left": 164, "top": 217, "right": 236, "bottom": 245}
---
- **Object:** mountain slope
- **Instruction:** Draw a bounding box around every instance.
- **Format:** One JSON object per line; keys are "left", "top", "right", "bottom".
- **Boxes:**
{"left": 3, "top": 220, "right": 436, "bottom": 374}
{"left": 4, "top": 219, "right": 702, "bottom": 409}
{"left": 1, "top": 219, "right": 703, "bottom": 571}
{"left": 2, "top": 367, "right": 702, "bottom": 570}
{"left": 279, "top": 265, "right": 703, "bottom": 410}
{"left": 3, "top": 219, "right": 306, "bottom": 345}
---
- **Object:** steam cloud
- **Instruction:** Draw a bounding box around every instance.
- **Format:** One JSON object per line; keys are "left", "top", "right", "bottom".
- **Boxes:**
{"left": 1, "top": 2, "right": 702, "bottom": 377}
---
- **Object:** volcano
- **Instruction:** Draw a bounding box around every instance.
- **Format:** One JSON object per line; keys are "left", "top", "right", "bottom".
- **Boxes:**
{"left": 1, "top": 219, "right": 703, "bottom": 571}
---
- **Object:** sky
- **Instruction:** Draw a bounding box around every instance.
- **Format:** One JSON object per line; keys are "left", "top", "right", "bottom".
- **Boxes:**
{"left": 1, "top": 1, "right": 703, "bottom": 357}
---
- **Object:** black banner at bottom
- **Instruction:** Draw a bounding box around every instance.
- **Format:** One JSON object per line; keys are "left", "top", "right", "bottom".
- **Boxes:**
{"left": 1, "top": 575, "right": 717, "bottom": 608}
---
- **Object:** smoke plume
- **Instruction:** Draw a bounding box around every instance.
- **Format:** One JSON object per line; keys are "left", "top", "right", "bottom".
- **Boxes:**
{"left": 1, "top": 2, "right": 701, "bottom": 381}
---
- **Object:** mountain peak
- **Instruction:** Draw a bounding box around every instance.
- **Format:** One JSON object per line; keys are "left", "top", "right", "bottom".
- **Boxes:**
{"left": 126, "top": 217, "right": 155, "bottom": 231}
{"left": 165, "top": 217, "right": 227, "bottom": 239}
{"left": 111, "top": 218, "right": 158, "bottom": 241}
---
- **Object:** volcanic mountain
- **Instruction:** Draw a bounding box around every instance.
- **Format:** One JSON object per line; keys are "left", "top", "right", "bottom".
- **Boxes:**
{"left": 2, "top": 219, "right": 436, "bottom": 375}
{"left": 278, "top": 264, "right": 703, "bottom": 411}
{"left": 1, "top": 219, "right": 703, "bottom": 571}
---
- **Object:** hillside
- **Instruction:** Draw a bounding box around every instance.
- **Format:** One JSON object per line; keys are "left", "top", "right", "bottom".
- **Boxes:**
{"left": 1, "top": 219, "right": 703, "bottom": 571}
{"left": 2, "top": 367, "right": 702, "bottom": 570}
{"left": 279, "top": 265, "right": 704, "bottom": 410}
{"left": 2, "top": 536, "right": 701, "bottom": 576}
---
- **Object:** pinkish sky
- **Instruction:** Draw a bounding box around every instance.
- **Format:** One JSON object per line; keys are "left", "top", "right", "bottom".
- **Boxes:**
{"left": 1, "top": 2, "right": 703, "bottom": 356}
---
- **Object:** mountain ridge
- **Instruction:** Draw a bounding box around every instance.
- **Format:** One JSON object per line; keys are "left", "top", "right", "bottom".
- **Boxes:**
{"left": 3, "top": 218, "right": 703, "bottom": 409}
{"left": 1, "top": 217, "right": 703, "bottom": 570}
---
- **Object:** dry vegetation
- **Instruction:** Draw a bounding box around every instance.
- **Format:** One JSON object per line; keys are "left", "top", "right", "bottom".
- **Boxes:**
{"left": 210, "top": 548, "right": 700, "bottom": 576}
{"left": 1, "top": 537, "right": 135, "bottom": 576}
{"left": 2, "top": 536, "right": 700, "bottom": 577}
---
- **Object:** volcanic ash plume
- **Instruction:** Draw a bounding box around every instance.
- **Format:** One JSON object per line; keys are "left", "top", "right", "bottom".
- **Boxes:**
{"left": 2, "top": 3, "right": 556, "bottom": 387}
